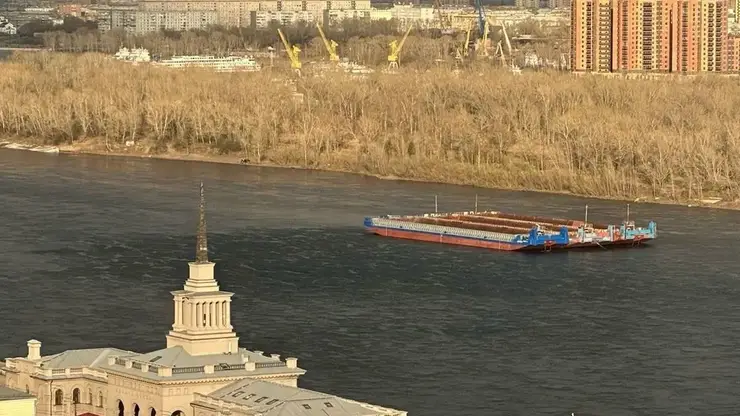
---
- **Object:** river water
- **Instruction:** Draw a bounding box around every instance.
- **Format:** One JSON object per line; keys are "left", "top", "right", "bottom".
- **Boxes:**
{"left": 1, "top": 149, "right": 739, "bottom": 416}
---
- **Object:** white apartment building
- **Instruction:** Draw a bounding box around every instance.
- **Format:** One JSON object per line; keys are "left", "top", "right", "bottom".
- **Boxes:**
{"left": 124, "top": 1, "right": 567, "bottom": 34}
{"left": 132, "top": 0, "right": 372, "bottom": 33}
{"left": 135, "top": 10, "right": 219, "bottom": 33}
{"left": 91, "top": 5, "right": 138, "bottom": 33}
{"left": 374, "top": 4, "right": 435, "bottom": 28}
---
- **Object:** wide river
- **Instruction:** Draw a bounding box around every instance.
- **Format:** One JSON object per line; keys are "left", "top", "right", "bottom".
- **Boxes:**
{"left": 1, "top": 149, "right": 739, "bottom": 416}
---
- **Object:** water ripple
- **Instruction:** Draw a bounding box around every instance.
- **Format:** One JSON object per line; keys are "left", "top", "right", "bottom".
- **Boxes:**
{"left": 1, "top": 150, "right": 740, "bottom": 416}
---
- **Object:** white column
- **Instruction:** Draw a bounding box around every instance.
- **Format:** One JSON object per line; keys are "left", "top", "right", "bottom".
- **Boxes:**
{"left": 218, "top": 301, "right": 226, "bottom": 328}
{"left": 178, "top": 300, "right": 182, "bottom": 326}
{"left": 217, "top": 301, "right": 223, "bottom": 328}
{"left": 210, "top": 302, "right": 216, "bottom": 328}
{"left": 175, "top": 299, "right": 181, "bottom": 326}
{"left": 200, "top": 302, "right": 208, "bottom": 328}
{"left": 196, "top": 303, "right": 202, "bottom": 328}
{"left": 225, "top": 300, "right": 231, "bottom": 327}
{"left": 190, "top": 302, "right": 198, "bottom": 328}
{"left": 201, "top": 302, "right": 206, "bottom": 327}
{"left": 202, "top": 302, "right": 207, "bottom": 328}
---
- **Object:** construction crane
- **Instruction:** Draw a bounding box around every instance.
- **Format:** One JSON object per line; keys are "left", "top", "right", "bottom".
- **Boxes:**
{"left": 315, "top": 22, "right": 339, "bottom": 62}
{"left": 494, "top": 22, "right": 514, "bottom": 67}
{"left": 473, "top": 0, "right": 486, "bottom": 40}
{"left": 433, "top": 0, "right": 455, "bottom": 35}
{"left": 466, "top": 0, "right": 491, "bottom": 57}
{"left": 277, "top": 28, "right": 302, "bottom": 76}
{"left": 388, "top": 25, "right": 413, "bottom": 70}
{"left": 454, "top": 22, "right": 473, "bottom": 64}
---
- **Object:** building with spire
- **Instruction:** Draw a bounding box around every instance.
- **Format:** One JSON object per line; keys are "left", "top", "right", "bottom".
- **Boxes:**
{"left": 0, "top": 184, "right": 406, "bottom": 416}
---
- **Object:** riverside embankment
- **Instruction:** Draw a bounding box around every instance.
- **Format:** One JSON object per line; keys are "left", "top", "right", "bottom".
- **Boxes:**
{"left": 2, "top": 52, "right": 740, "bottom": 209}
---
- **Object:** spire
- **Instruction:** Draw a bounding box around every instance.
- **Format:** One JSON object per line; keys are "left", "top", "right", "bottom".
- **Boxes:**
{"left": 196, "top": 181, "right": 208, "bottom": 263}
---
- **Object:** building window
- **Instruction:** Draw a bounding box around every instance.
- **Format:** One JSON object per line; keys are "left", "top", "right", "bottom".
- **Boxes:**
{"left": 55, "top": 389, "right": 63, "bottom": 405}
{"left": 73, "top": 388, "right": 80, "bottom": 404}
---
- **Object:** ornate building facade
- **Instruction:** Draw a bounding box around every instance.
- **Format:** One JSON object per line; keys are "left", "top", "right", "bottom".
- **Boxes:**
{"left": 0, "top": 184, "right": 406, "bottom": 416}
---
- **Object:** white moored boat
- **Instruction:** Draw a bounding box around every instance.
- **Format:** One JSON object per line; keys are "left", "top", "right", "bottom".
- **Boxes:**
{"left": 152, "top": 55, "right": 262, "bottom": 73}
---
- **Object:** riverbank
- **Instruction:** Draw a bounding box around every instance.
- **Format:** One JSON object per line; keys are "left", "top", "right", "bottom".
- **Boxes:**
{"left": 3, "top": 139, "right": 736, "bottom": 211}
{"left": 4, "top": 53, "right": 740, "bottom": 210}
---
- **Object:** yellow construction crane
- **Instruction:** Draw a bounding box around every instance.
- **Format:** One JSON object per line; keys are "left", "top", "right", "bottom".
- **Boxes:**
{"left": 277, "top": 28, "right": 302, "bottom": 76}
{"left": 315, "top": 22, "right": 339, "bottom": 62}
{"left": 388, "top": 25, "right": 413, "bottom": 70}
{"left": 433, "top": 0, "right": 455, "bottom": 35}
{"left": 455, "top": 21, "right": 473, "bottom": 63}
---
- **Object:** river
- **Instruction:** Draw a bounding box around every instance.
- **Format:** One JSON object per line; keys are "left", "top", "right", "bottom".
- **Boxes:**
{"left": 1, "top": 149, "right": 739, "bottom": 416}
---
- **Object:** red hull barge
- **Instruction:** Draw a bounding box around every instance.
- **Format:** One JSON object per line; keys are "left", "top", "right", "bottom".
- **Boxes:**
{"left": 363, "top": 210, "right": 657, "bottom": 252}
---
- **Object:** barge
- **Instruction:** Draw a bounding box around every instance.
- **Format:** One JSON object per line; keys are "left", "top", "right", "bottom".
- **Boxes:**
{"left": 363, "top": 209, "right": 657, "bottom": 252}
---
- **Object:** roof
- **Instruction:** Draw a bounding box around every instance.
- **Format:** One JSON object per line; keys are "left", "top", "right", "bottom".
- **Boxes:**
{"left": 0, "top": 386, "right": 34, "bottom": 401}
{"left": 39, "top": 347, "right": 134, "bottom": 369}
{"left": 202, "top": 379, "right": 406, "bottom": 416}
{"left": 21, "top": 345, "right": 303, "bottom": 383}
{"left": 133, "top": 345, "right": 260, "bottom": 368}
{"left": 95, "top": 346, "right": 305, "bottom": 382}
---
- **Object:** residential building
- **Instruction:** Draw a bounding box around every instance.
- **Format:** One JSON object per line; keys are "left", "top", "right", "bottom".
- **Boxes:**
{"left": 90, "top": 5, "right": 138, "bottom": 33}
{"left": 727, "top": 33, "right": 740, "bottom": 70}
{"left": 0, "top": 186, "right": 406, "bottom": 416}
{"left": 131, "top": 0, "right": 372, "bottom": 33}
{"left": 546, "top": 0, "right": 571, "bottom": 8}
{"left": 572, "top": 0, "right": 731, "bottom": 73}
{"left": 0, "top": 386, "right": 35, "bottom": 416}
{"left": 570, "top": 0, "right": 614, "bottom": 72}
{"left": 670, "top": 0, "right": 727, "bottom": 72}
{"left": 135, "top": 10, "right": 219, "bottom": 33}
{"left": 612, "top": 0, "right": 673, "bottom": 72}
{"left": 698, "top": 0, "right": 727, "bottom": 71}
{"left": 515, "top": 0, "right": 540, "bottom": 9}
{"left": 56, "top": 4, "right": 91, "bottom": 18}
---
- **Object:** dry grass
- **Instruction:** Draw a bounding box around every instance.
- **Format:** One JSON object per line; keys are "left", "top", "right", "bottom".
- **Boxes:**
{"left": 2, "top": 52, "right": 740, "bottom": 204}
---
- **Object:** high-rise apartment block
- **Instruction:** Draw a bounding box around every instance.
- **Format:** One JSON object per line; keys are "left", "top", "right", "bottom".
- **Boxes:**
{"left": 570, "top": 0, "right": 613, "bottom": 72}
{"left": 571, "top": 0, "right": 730, "bottom": 73}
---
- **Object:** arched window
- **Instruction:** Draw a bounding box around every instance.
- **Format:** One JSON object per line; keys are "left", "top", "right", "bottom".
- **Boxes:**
{"left": 88, "top": 389, "right": 93, "bottom": 404}
{"left": 72, "top": 388, "right": 80, "bottom": 404}
{"left": 25, "top": 385, "right": 29, "bottom": 394}
{"left": 149, "top": 408, "right": 157, "bottom": 416}
{"left": 171, "top": 411, "right": 184, "bottom": 416}
{"left": 98, "top": 392, "right": 104, "bottom": 407}
{"left": 117, "top": 400, "right": 124, "bottom": 416}
{"left": 54, "top": 389, "right": 63, "bottom": 406}
{"left": 134, "top": 403, "right": 140, "bottom": 416}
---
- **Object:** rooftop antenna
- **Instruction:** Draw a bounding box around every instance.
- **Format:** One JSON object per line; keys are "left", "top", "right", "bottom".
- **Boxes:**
{"left": 435, "top": 195, "right": 438, "bottom": 214}
{"left": 626, "top": 203, "right": 630, "bottom": 223}
{"left": 474, "top": 194, "right": 478, "bottom": 213}
{"left": 584, "top": 205, "right": 589, "bottom": 227}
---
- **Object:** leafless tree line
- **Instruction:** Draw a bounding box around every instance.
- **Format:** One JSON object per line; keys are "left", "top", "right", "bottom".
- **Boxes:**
{"left": 3, "top": 52, "right": 734, "bottom": 203}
